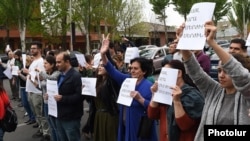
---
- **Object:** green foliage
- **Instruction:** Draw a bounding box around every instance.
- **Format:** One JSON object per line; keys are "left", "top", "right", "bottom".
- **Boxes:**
{"left": 172, "top": 0, "right": 232, "bottom": 24}
{"left": 172, "top": 0, "right": 195, "bottom": 20}
{"left": 150, "top": 0, "right": 170, "bottom": 15}
{"left": 228, "top": 0, "right": 250, "bottom": 37}
{"left": 118, "top": 0, "right": 143, "bottom": 37}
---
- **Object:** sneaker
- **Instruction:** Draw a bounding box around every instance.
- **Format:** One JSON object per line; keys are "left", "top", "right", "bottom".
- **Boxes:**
{"left": 83, "top": 132, "right": 92, "bottom": 140}
{"left": 18, "top": 103, "right": 23, "bottom": 107}
{"left": 10, "top": 97, "right": 16, "bottom": 100}
{"left": 32, "top": 131, "right": 43, "bottom": 138}
{"left": 24, "top": 119, "right": 31, "bottom": 123}
{"left": 40, "top": 134, "right": 50, "bottom": 141}
{"left": 32, "top": 123, "right": 39, "bottom": 128}
{"left": 27, "top": 120, "right": 36, "bottom": 125}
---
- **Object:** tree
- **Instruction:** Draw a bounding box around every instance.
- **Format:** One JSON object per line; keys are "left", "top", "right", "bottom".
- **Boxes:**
{"left": 118, "top": 0, "right": 143, "bottom": 38}
{"left": 40, "top": 0, "right": 63, "bottom": 45}
{"left": 172, "top": 0, "right": 232, "bottom": 25}
{"left": 228, "top": 0, "right": 250, "bottom": 39}
{"left": 0, "top": 0, "right": 38, "bottom": 51}
{"left": 73, "top": 0, "right": 125, "bottom": 54}
{"left": 41, "top": 0, "right": 73, "bottom": 50}
{"left": 171, "top": 0, "right": 195, "bottom": 20}
{"left": 149, "top": 0, "right": 170, "bottom": 44}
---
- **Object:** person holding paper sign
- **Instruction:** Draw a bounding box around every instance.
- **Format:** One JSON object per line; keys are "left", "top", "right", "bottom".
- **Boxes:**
{"left": 1, "top": 51, "right": 16, "bottom": 100}
{"left": 17, "top": 55, "right": 36, "bottom": 124}
{"left": 38, "top": 55, "right": 60, "bottom": 141}
{"left": 13, "top": 49, "right": 23, "bottom": 103}
{"left": 79, "top": 54, "right": 95, "bottom": 140}
{"left": 100, "top": 34, "right": 158, "bottom": 141}
{"left": 180, "top": 21, "right": 250, "bottom": 141}
{"left": 148, "top": 60, "right": 204, "bottom": 141}
{"left": 54, "top": 52, "right": 84, "bottom": 141}
{"left": 91, "top": 60, "right": 120, "bottom": 141}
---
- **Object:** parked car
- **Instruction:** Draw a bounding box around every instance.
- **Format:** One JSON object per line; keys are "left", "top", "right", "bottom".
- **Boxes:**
{"left": 139, "top": 46, "right": 169, "bottom": 73}
{"left": 138, "top": 45, "right": 158, "bottom": 52}
{"left": 0, "top": 53, "right": 8, "bottom": 64}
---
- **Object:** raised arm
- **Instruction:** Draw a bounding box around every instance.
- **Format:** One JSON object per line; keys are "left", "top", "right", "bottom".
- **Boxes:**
{"left": 205, "top": 21, "right": 231, "bottom": 64}
{"left": 175, "top": 24, "right": 193, "bottom": 61}
{"left": 100, "top": 34, "right": 110, "bottom": 65}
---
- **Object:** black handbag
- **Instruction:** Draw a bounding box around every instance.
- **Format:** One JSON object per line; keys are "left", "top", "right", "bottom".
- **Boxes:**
{"left": 137, "top": 115, "right": 154, "bottom": 139}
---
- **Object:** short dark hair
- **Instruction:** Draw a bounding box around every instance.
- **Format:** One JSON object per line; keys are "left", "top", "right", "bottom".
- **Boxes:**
{"left": 59, "top": 52, "right": 71, "bottom": 62}
{"left": 230, "top": 38, "right": 246, "bottom": 51}
{"left": 14, "top": 49, "right": 22, "bottom": 57}
{"left": 31, "top": 41, "right": 42, "bottom": 49}
{"left": 130, "top": 57, "right": 153, "bottom": 78}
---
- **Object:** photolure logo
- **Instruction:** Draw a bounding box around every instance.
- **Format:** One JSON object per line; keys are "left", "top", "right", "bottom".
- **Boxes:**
{"left": 204, "top": 125, "right": 250, "bottom": 141}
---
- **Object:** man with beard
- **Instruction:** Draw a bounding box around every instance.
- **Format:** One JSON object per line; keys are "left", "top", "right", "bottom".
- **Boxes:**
{"left": 22, "top": 41, "right": 50, "bottom": 141}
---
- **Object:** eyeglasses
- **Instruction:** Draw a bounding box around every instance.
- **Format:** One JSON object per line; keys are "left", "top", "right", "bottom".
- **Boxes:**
{"left": 30, "top": 48, "right": 38, "bottom": 50}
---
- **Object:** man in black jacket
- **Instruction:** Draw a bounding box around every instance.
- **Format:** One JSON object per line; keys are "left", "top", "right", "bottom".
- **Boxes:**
{"left": 54, "top": 52, "right": 84, "bottom": 141}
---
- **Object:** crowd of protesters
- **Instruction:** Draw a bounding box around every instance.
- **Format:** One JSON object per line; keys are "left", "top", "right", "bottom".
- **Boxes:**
{"left": 0, "top": 20, "right": 250, "bottom": 141}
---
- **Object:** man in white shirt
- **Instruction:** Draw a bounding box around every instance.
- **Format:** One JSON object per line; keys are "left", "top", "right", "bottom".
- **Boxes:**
{"left": 22, "top": 41, "right": 49, "bottom": 140}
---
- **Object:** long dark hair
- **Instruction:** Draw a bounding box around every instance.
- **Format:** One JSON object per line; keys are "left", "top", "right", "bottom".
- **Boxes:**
{"left": 168, "top": 60, "right": 197, "bottom": 89}
{"left": 45, "top": 55, "right": 57, "bottom": 73}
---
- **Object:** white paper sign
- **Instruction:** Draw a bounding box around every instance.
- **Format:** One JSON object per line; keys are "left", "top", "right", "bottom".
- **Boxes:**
{"left": 117, "top": 78, "right": 137, "bottom": 106}
{"left": 22, "top": 54, "right": 26, "bottom": 68}
{"left": 177, "top": 2, "right": 216, "bottom": 50}
{"left": 3, "top": 67, "right": 12, "bottom": 79}
{"left": 46, "top": 80, "right": 58, "bottom": 117}
{"left": 81, "top": 77, "right": 97, "bottom": 96}
{"left": 246, "top": 33, "right": 250, "bottom": 46}
{"left": 124, "top": 47, "right": 139, "bottom": 63}
{"left": 11, "top": 66, "right": 19, "bottom": 76}
{"left": 93, "top": 53, "right": 101, "bottom": 68}
{"left": 5, "top": 44, "right": 11, "bottom": 52}
{"left": 75, "top": 54, "right": 86, "bottom": 67}
{"left": 29, "top": 71, "right": 37, "bottom": 82}
{"left": 153, "top": 68, "right": 178, "bottom": 105}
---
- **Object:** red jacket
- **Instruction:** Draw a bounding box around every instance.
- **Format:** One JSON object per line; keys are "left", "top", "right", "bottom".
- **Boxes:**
{"left": 148, "top": 104, "right": 200, "bottom": 141}
{"left": 0, "top": 89, "right": 10, "bottom": 120}
{"left": 148, "top": 104, "right": 168, "bottom": 141}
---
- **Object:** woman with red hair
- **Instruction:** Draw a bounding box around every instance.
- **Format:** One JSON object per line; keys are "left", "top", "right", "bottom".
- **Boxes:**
{"left": 0, "top": 86, "right": 10, "bottom": 141}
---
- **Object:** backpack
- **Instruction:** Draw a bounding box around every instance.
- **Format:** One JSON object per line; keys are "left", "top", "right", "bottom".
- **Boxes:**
{"left": 0, "top": 105, "right": 18, "bottom": 132}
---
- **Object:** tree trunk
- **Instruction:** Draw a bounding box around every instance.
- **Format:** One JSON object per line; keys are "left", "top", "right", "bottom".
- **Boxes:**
{"left": 19, "top": 20, "right": 26, "bottom": 52}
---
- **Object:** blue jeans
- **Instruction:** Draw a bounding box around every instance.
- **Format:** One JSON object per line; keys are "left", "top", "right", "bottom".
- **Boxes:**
{"left": 44, "top": 103, "right": 59, "bottom": 141}
{"left": 55, "top": 118, "right": 81, "bottom": 141}
{"left": 20, "top": 87, "right": 35, "bottom": 121}
{"left": 0, "top": 128, "right": 4, "bottom": 141}
{"left": 49, "top": 116, "right": 59, "bottom": 141}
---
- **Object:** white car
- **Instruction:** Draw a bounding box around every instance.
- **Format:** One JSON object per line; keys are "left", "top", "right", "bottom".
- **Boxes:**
{"left": 139, "top": 46, "right": 169, "bottom": 73}
{"left": 138, "top": 45, "right": 158, "bottom": 52}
